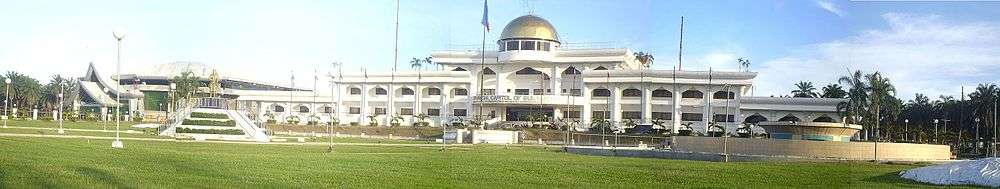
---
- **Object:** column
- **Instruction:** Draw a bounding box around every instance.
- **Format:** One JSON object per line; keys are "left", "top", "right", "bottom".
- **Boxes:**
{"left": 672, "top": 86, "right": 682, "bottom": 133}
{"left": 641, "top": 87, "right": 652, "bottom": 124}
{"left": 496, "top": 66, "right": 507, "bottom": 95}
{"left": 413, "top": 84, "right": 421, "bottom": 124}
{"left": 468, "top": 71, "right": 477, "bottom": 118}
{"left": 360, "top": 83, "right": 369, "bottom": 124}
{"left": 703, "top": 87, "right": 712, "bottom": 132}
{"left": 611, "top": 86, "right": 622, "bottom": 128}
{"left": 335, "top": 84, "right": 344, "bottom": 124}
{"left": 386, "top": 84, "right": 394, "bottom": 124}
{"left": 551, "top": 66, "right": 561, "bottom": 96}
{"left": 439, "top": 83, "right": 448, "bottom": 126}
{"left": 581, "top": 84, "right": 592, "bottom": 125}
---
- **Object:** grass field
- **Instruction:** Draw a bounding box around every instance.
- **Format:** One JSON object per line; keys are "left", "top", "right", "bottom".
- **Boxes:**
{"left": 0, "top": 120, "right": 982, "bottom": 188}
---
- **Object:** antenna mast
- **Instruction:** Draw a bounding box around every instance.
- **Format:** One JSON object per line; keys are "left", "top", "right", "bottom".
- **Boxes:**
{"left": 678, "top": 16, "right": 685, "bottom": 71}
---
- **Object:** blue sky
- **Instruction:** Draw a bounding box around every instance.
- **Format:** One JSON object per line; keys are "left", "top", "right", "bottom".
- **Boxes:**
{"left": 1, "top": 0, "right": 999, "bottom": 99}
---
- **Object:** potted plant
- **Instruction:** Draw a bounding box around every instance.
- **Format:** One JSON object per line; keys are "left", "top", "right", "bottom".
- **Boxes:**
{"left": 264, "top": 111, "right": 277, "bottom": 124}
{"left": 286, "top": 115, "right": 300, "bottom": 125}
{"left": 367, "top": 115, "right": 378, "bottom": 127}
{"left": 736, "top": 123, "right": 752, "bottom": 138}
{"left": 389, "top": 115, "right": 403, "bottom": 127}
{"left": 677, "top": 122, "right": 694, "bottom": 136}
{"left": 706, "top": 122, "right": 725, "bottom": 137}
{"left": 307, "top": 113, "right": 320, "bottom": 125}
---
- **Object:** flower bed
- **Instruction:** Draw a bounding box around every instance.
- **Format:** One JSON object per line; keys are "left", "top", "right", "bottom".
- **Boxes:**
{"left": 181, "top": 119, "right": 236, "bottom": 127}
{"left": 176, "top": 127, "right": 245, "bottom": 135}
{"left": 190, "top": 112, "right": 229, "bottom": 119}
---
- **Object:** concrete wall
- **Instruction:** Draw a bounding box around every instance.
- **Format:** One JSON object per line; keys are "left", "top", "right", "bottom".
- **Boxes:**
{"left": 673, "top": 136, "right": 951, "bottom": 161}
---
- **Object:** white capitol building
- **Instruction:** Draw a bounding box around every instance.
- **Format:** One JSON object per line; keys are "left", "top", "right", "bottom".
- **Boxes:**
{"left": 78, "top": 14, "right": 847, "bottom": 135}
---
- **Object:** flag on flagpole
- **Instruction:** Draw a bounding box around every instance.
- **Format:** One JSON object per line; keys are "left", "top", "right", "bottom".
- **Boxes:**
{"left": 481, "top": 0, "right": 490, "bottom": 32}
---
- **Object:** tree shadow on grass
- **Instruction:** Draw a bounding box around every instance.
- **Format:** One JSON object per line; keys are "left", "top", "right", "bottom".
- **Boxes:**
{"left": 861, "top": 171, "right": 987, "bottom": 188}
{"left": 74, "top": 166, "right": 132, "bottom": 188}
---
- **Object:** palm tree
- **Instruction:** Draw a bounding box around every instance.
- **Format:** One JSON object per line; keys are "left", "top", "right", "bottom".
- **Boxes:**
{"left": 633, "top": 51, "right": 654, "bottom": 68}
{"left": 423, "top": 57, "right": 436, "bottom": 70}
{"left": 838, "top": 70, "right": 869, "bottom": 126}
{"left": 820, "top": 84, "right": 847, "bottom": 98}
{"left": 409, "top": 57, "right": 423, "bottom": 70}
{"left": 737, "top": 57, "right": 751, "bottom": 72}
{"left": 791, "top": 81, "right": 818, "bottom": 98}
{"left": 866, "top": 71, "right": 896, "bottom": 142}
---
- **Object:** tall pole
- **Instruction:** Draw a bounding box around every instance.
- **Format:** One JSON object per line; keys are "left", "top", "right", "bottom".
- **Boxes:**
{"left": 904, "top": 119, "right": 909, "bottom": 141}
{"left": 58, "top": 84, "right": 64, "bottom": 134}
{"left": 4, "top": 78, "right": 10, "bottom": 129}
{"left": 934, "top": 119, "right": 939, "bottom": 144}
{"left": 389, "top": 0, "right": 399, "bottom": 125}
{"left": 677, "top": 16, "right": 684, "bottom": 71}
{"left": 723, "top": 84, "right": 731, "bottom": 162}
{"left": 976, "top": 118, "right": 981, "bottom": 155}
{"left": 478, "top": 0, "right": 489, "bottom": 129}
{"left": 112, "top": 29, "right": 125, "bottom": 149}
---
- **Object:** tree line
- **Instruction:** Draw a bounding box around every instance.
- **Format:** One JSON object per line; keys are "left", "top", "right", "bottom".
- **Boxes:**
{"left": 0, "top": 71, "right": 79, "bottom": 117}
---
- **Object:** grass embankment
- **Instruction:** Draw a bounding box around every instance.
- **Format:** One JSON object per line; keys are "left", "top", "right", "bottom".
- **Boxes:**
{"left": 0, "top": 136, "right": 980, "bottom": 188}
{"left": 268, "top": 124, "right": 443, "bottom": 139}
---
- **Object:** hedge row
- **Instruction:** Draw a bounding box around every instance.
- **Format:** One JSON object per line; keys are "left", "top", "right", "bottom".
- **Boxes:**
{"left": 176, "top": 127, "right": 245, "bottom": 135}
{"left": 182, "top": 119, "right": 236, "bottom": 127}
{"left": 190, "top": 112, "right": 229, "bottom": 119}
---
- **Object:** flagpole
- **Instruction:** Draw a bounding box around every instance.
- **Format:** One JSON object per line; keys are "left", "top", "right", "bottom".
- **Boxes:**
{"left": 478, "top": 0, "right": 489, "bottom": 129}
{"left": 389, "top": 0, "right": 400, "bottom": 126}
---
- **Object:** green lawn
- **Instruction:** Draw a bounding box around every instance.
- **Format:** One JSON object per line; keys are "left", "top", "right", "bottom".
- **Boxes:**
{"left": 0, "top": 136, "right": 980, "bottom": 188}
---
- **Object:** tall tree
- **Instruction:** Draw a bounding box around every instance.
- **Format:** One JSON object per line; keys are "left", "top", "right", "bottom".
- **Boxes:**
{"left": 791, "top": 81, "right": 818, "bottom": 98}
{"left": 737, "top": 57, "right": 751, "bottom": 72}
{"left": 633, "top": 51, "right": 654, "bottom": 68}
{"left": 423, "top": 57, "right": 436, "bottom": 70}
{"left": 866, "top": 72, "right": 896, "bottom": 142}
{"left": 820, "top": 84, "right": 847, "bottom": 98}
{"left": 409, "top": 57, "right": 423, "bottom": 70}
{"left": 838, "top": 70, "right": 869, "bottom": 126}
{"left": 42, "top": 75, "right": 79, "bottom": 111}
{"left": 172, "top": 70, "right": 202, "bottom": 100}
{"left": 3, "top": 71, "right": 43, "bottom": 113}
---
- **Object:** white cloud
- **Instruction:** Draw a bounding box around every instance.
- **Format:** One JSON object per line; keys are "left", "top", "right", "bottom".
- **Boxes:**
{"left": 754, "top": 13, "right": 1000, "bottom": 99}
{"left": 816, "top": 0, "right": 845, "bottom": 17}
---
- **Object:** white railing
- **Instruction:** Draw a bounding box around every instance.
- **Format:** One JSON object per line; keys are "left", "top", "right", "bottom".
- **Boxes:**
{"left": 159, "top": 98, "right": 197, "bottom": 135}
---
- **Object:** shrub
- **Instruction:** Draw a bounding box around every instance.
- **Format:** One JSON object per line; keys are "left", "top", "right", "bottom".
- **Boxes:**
{"left": 176, "top": 127, "right": 244, "bottom": 135}
{"left": 350, "top": 122, "right": 359, "bottom": 126}
{"left": 181, "top": 119, "right": 236, "bottom": 127}
{"left": 190, "top": 112, "right": 229, "bottom": 119}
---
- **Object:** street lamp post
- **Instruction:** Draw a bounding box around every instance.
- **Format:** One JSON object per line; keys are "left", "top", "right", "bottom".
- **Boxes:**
{"left": 111, "top": 28, "right": 125, "bottom": 149}
{"left": 934, "top": 119, "right": 939, "bottom": 144}
{"left": 904, "top": 119, "right": 909, "bottom": 142}
{"left": 3, "top": 78, "right": 10, "bottom": 128}
{"left": 57, "top": 85, "right": 64, "bottom": 134}
{"left": 975, "top": 118, "right": 981, "bottom": 155}
{"left": 103, "top": 88, "right": 109, "bottom": 131}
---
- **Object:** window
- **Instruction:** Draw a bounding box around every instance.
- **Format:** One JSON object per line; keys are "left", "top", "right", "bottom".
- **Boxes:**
{"left": 323, "top": 107, "right": 333, "bottom": 113}
{"left": 681, "top": 113, "right": 703, "bottom": 121}
{"left": 515, "top": 89, "right": 530, "bottom": 95}
{"left": 542, "top": 42, "right": 551, "bottom": 51}
{"left": 400, "top": 108, "right": 413, "bottom": 115}
{"left": 622, "top": 89, "right": 642, "bottom": 97}
{"left": 714, "top": 114, "right": 735, "bottom": 122}
{"left": 427, "top": 88, "right": 441, "bottom": 95}
{"left": 594, "top": 66, "right": 608, "bottom": 70}
{"left": 499, "top": 42, "right": 505, "bottom": 52}
{"left": 349, "top": 107, "right": 361, "bottom": 114}
{"left": 274, "top": 105, "right": 285, "bottom": 112}
{"left": 427, "top": 109, "right": 440, "bottom": 116}
{"left": 778, "top": 115, "right": 801, "bottom": 122}
{"left": 375, "top": 88, "right": 387, "bottom": 95}
{"left": 652, "top": 89, "right": 672, "bottom": 98}
{"left": 453, "top": 109, "right": 467, "bottom": 116}
{"left": 570, "top": 89, "right": 582, "bottom": 96}
{"left": 349, "top": 87, "right": 361, "bottom": 95}
{"left": 481, "top": 89, "right": 496, "bottom": 95}
{"left": 653, "top": 112, "right": 672, "bottom": 120}
{"left": 682, "top": 90, "right": 703, "bottom": 99}
{"left": 482, "top": 68, "right": 496, "bottom": 75}
{"left": 374, "top": 108, "right": 386, "bottom": 115}
{"left": 401, "top": 88, "right": 414, "bottom": 95}
{"left": 532, "top": 89, "right": 544, "bottom": 95}
{"left": 813, "top": 116, "right": 835, "bottom": 123}
{"left": 515, "top": 67, "right": 542, "bottom": 75}
{"left": 592, "top": 89, "right": 611, "bottom": 97}
{"left": 713, "top": 91, "right": 735, "bottom": 99}
{"left": 298, "top": 106, "right": 309, "bottom": 113}
{"left": 452, "top": 67, "right": 467, "bottom": 71}
{"left": 521, "top": 41, "right": 536, "bottom": 50}
{"left": 622, "top": 111, "right": 641, "bottom": 119}
{"left": 592, "top": 111, "right": 610, "bottom": 119}
{"left": 562, "top": 111, "right": 581, "bottom": 118}
{"left": 454, "top": 88, "right": 468, "bottom": 96}
{"left": 506, "top": 41, "right": 519, "bottom": 51}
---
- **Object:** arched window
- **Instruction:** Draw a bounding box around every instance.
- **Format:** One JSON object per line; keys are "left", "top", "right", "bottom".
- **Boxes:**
{"left": 349, "top": 87, "right": 361, "bottom": 95}
{"left": 592, "top": 89, "right": 611, "bottom": 97}
{"left": 713, "top": 91, "right": 735, "bottom": 99}
{"left": 562, "top": 67, "right": 581, "bottom": 75}
{"left": 453, "top": 88, "right": 468, "bottom": 96}
{"left": 682, "top": 90, "right": 703, "bottom": 99}
{"left": 274, "top": 105, "right": 285, "bottom": 112}
{"left": 745, "top": 115, "right": 767, "bottom": 124}
{"left": 652, "top": 89, "right": 672, "bottom": 97}
{"left": 374, "top": 87, "right": 387, "bottom": 95}
{"left": 813, "top": 116, "right": 835, "bottom": 123}
{"left": 323, "top": 107, "right": 333, "bottom": 113}
{"left": 622, "top": 89, "right": 641, "bottom": 97}
{"left": 427, "top": 88, "right": 441, "bottom": 95}
{"left": 452, "top": 67, "right": 467, "bottom": 71}
{"left": 298, "top": 106, "right": 309, "bottom": 113}
{"left": 778, "top": 115, "right": 801, "bottom": 122}
{"left": 482, "top": 68, "right": 496, "bottom": 75}
{"left": 401, "top": 88, "right": 414, "bottom": 95}
{"left": 515, "top": 67, "right": 542, "bottom": 75}
{"left": 594, "top": 66, "right": 608, "bottom": 70}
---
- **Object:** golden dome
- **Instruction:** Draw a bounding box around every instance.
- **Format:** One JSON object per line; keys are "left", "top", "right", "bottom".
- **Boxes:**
{"left": 499, "top": 15, "right": 560, "bottom": 43}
